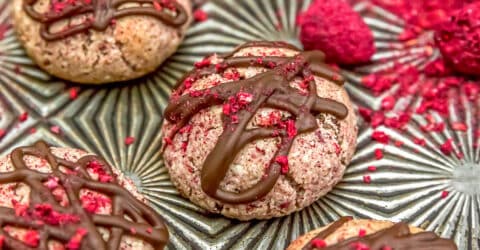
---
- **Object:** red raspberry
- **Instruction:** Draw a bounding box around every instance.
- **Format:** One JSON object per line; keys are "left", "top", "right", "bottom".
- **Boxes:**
{"left": 193, "top": 9, "right": 208, "bottom": 22}
{"left": 311, "top": 238, "right": 327, "bottom": 248}
{"left": 299, "top": 0, "right": 375, "bottom": 65}
{"left": 275, "top": 156, "right": 289, "bottom": 174}
{"left": 435, "top": 2, "right": 480, "bottom": 76}
{"left": 372, "top": 0, "right": 470, "bottom": 29}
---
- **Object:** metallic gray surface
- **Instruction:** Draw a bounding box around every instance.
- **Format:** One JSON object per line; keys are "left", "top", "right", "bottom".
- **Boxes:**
{"left": 0, "top": 0, "right": 478, "bottom": 249}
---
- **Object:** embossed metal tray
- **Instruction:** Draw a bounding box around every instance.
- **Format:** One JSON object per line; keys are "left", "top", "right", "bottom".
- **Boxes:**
{"left": 0, "top": 0, "right": 478, "bottom": 249}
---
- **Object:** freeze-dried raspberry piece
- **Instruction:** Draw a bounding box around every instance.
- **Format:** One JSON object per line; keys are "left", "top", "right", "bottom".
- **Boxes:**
{"left": 435, "top": 2, "right": 480, "bottom": 76}
{"left": 299, "top": 0, "right": 375, "bottom": 65}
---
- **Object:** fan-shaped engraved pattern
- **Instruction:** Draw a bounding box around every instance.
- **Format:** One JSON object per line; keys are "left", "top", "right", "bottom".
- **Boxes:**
{"left": 0, "top": 0, "right": 477, "bottom": 249}
{"left": 336, "top": 3, "right": 479, "bottom": 249}
{"left": 0, "top": 0, "right": 318, "bottom": 249}
{"left": 0, "top": 0, "right": 206, "bottom": 149}
{"left": 0, "top": 0, "right": 233, "bottom": 249}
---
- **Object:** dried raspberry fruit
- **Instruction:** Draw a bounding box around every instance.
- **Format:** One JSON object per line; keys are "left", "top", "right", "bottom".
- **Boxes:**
{"left": 299, "top": 0, "right": 375, "bottom": 65}
{"left": 435, "top": 2, "right": 480, "bottom": 76}
{"left": 275, "top": 156, "right": 289, "bottom": 174}
{"left": 193, "top": 9, "right": 208, "bottom": 22}
{"left": 311, "top": 238, "right": 327, "bottom": 248}
{"left": 440, "top": 139, "right": 454, "bottom": 155}
{"left": 372, "top": 131, "right": 390, "bottom": 144}
{"left": 372, "top": 0, "right": 470, "bottom": 29}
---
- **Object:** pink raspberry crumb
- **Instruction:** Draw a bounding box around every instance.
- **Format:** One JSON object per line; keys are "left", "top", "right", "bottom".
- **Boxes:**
{"left": 372, "top": 131, "right": 390, "bottom": 144}
{"left": 69, "top": 88, "right": 79, "bottom": 100}
{"left": 66, "top": 228, "right": 88, "bottom": 250}
{"left": 311, "top": 238, "right": 327, "bottom": 248}
{"left": 50, "top": 126, "right": 61, "bottom": 134}
{"left": 193, "top": 9, "right": 208, "bottom": 22}
{"left": 440, "top": 139, "right": 454, "bottom": 155}
{"left": 24, "top": 230, "right": 39, "bottom": 247}
{"left": 441, "top": 190, "right": 450, "bottom": 199}
{"left": 435, "top": 2, "right": 480, "bottom": 76}
{"left": 374, "top": 149, "right": 384, "bottom": 160}
{"left": 125, "top": 136, "right": 135, "bottom": 146}
{"left": 19, "top": 112, "right": 29, "bottom": 122}
{"left": 275, "top": 156, "right": 289, "bottom": 174}
{"left": 363, "top": 175, "right": 371, "bottom": 184}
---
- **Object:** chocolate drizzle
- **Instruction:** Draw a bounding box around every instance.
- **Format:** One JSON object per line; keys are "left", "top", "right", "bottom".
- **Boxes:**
{"left": 23, "top": 0, "right": 188, "bottom": 41}
{"left": 0, "top": 141, "right": 168, "bottom": 249}
{"left": 164, "top": 41, "right": 348, "bottom": 204}
{"left": 304, "top": 217, "right": 457, "bottom": 250}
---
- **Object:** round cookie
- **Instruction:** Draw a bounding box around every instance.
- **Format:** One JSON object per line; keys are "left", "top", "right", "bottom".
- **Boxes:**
{"left": 12, "top": 0, "right": 192, "bottom": 84}
{"left": 161, "top": 41, "right": 358, "bottom": 220}
{"left": 287, "top": 217, "right": 457, "bottom": 250}
{"left": 0, "top": 141, "right": 168, "bottom": 249}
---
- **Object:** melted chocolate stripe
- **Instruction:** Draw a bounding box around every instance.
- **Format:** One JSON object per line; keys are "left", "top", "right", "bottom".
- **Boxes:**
{"left": 165, "top": 41, "right": 349, "bottom": 204}
{"left": 303, "top": 218, "right": 457, "bottom": 250}
{"left": 0, "top": 141, "right": 168, "bottom": 250}
{"left": 302, "top": 217, "right": 353, "bottom": 250}
{"left": 24, "top": 0, "right": 188, "bottom": 41}
{"left": 218, "top": 41, "right": 302, "bottom": 58}
{"left": 173, "top": 52, "right": 342, "bottom": 94}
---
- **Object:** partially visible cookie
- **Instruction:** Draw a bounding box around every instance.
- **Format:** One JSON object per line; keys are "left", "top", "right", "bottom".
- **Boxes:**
{"left": 287, "top": 217, "right": 457, "bottom": 250}
{"left": 161, "top": 41, "right": 358, "bottom": 220}
{"left": 12, "top": 0, "right": 192, "bottom": 84}
{"left": 0, "top": 141, "right": 168, "bottom": 249}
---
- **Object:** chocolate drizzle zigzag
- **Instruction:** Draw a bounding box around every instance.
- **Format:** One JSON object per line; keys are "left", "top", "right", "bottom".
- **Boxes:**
{"left": 0, "top": 141, "right": 168, "bottom": 250}
{"left": 303, "top": 217, "right": 457, "bottom": 250}
{"left": 164, "top": 41, "right": 348, "bottom": 204}
{"left": 24, "top": 0, "right": 188, "bottom": 41}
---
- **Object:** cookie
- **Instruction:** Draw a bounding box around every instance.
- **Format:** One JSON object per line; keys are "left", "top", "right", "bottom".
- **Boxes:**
{"left": 12, "top": 0, "right": 192, "bottom": 84}
{"left": 0, "top": 141, "right": 168, "bottom": 249}
{"left": 287, "top": 217, "right": 457, "bottom": 250}
{"left": 161, "top": 41, "right": 358, "bottom": 220}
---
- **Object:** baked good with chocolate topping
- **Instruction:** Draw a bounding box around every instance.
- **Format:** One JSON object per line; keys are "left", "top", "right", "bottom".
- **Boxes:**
{"left": 12, "top": 0, "right": 192, "bottom": 84}
{"left": 0, "top": 141, "right": 168, "bottom": 249}
{"left": 287, "top": 217, "right": 458, "bottom": 250}
{"left": 161, "top": 41, "right": 358, "bottom": 220}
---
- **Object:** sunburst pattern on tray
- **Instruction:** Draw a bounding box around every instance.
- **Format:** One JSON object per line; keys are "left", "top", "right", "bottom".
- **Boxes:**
{"left": 0, "top": 0, "right": 478, "bottom": 249}
{"left": 339, "top": 4, "right": 479, "bottom": 249}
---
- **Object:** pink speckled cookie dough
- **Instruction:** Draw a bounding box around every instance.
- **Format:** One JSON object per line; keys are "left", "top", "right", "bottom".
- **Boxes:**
{"left": 161, "top": 42, "right": 358, "bottom": 220}
{"left": 12, "top": 0, "right": 192, "bottom": 84}
{"left": 0, "top": 141, "right": 168, "bottom": 249}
